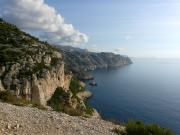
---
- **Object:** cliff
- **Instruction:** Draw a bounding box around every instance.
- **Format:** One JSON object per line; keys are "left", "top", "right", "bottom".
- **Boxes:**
{"left": 0, "top": 19, "right": 72, "bottom": 105}
{"left": 0, "top": 19, "right": 174, "bottom": 135}
{"left": 0, "top": 19, "right": 132, "bottom": 117}
{"left": 56, "top": 45, "right": 132, "bottom": 79}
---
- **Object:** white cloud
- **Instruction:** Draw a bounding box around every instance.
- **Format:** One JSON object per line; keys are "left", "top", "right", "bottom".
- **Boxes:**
{"left": 1, "top": 0, "right": 88, "bottom": 45}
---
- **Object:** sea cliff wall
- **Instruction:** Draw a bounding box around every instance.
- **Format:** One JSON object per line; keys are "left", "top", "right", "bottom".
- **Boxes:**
{"left": 0, "top": 19, "right": 72, "bottom": 105}
{"left": 31, "top": 63, "right": 72, "bottom": 105}
{"left": 0, "top": 62, "right": 72, "bottom": 106}
{"left": 56, "top": 45, "right": 132, "bottom": 73}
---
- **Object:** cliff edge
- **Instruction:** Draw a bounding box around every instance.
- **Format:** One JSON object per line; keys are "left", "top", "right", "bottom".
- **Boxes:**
{"left": 0, "top": 19, "right": 72, "bottom": 105}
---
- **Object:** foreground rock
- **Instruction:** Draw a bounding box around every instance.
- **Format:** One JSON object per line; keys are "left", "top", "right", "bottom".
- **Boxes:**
{"left": 77, "top": 91, "right": 92, "bottom": 100}
{"left": 0, "top": 102, "right": 124, "bottom": 135}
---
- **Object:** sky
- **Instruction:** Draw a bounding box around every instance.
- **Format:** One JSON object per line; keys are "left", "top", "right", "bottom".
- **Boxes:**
{"left": 1, "top": 0, "right": 180, "bottom": 58}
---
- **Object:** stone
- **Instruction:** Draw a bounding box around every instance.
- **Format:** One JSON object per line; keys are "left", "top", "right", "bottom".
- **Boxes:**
{"left": 0, "top": 102, "right": 124, "bottom": 135}
{"left": 0, "top": 80, "right": 5, "bottom": 91}
{"left": 15, "top": 124, "right": 20, "bottom": 129}
{"left": 6, "top": 124, "right": 11, "bottom": 129}
{"left": 31, "top": 63, "right": 72, "bottom": 105}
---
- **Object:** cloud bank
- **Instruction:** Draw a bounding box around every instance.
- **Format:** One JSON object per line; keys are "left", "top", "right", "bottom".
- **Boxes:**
{"left": 1, "top": 0, "right": 88, "bottom": 45}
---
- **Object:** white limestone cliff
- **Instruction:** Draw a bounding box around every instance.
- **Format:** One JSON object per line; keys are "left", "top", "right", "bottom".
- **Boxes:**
{"left": 31, "top": 63, "right": 72, "bottom": 105}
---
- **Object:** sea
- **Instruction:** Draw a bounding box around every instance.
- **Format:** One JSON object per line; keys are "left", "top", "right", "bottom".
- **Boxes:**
{"left": 86, "top": 58, "right": 180, "bottom": 134}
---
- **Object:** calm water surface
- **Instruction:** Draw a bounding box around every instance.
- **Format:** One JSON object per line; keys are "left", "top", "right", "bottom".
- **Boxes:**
{"left": 86, "top": 59, "right": 180, "bottom": 134}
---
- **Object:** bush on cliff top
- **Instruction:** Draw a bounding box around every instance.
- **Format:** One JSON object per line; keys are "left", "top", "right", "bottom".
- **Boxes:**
{"left": 47, "top": 87, "right": 83, "bottom": 116}
{"left": 0, "top": 91, "right": 46, "bottom": 110}
{"left": 47, "top": 87, "right": 70, "bottom": 112}
{"left": 112, "top": 120, "right": 175, "bottom": 135}
{"left": 48, "top": 87, "right": 94, "bottom": 117}
{"left": 69, "top": 77, "right": 85, "bottom": 95}
{"left": 0, "top": 91, "right": 30, "bottom": 106}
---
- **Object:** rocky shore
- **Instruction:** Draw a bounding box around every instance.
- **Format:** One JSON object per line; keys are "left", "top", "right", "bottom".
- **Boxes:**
{"left": 77, "top": 91, "right": 92, "bottom": 100}
{"left": 0, "top": 102, "right": 124, "bottom": 135}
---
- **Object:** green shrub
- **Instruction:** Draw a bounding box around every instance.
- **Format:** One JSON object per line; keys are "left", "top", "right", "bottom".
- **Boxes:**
{"left": 0, "top": 91, "right": 30, "bottom": 106}
{"left": 47, "top": 87, "right": 71, "bottom": 112}
{"left": 51, "top": 57, "right": 60, "bottom": 66}
{"left": 33, "top": 63, "right": 49, "bottom": 73}
{"left": 69, "top": 77, "right": 94, "bottom": 116}
{"left": 113, "top": 120, "right": 175, "bottom": 135}
{"left": 112, "top": 128, "right": 122, "bottom": 135}
{"left": 48, "top": 88, "right": 82, "bottom": 116}
{"left": 0, "top": 91, "right": 46, "bottom": 110}
{"left": 84, "top": 101, "right": 94, "bottom": 116}
{"left": 0, "top": 48, "right": 23, "bottom": 62}
{"left": 47, "top": 87, "right": 94, "bottom": 117}
{"left": 69, "top": 77, "right": 85, "bottom": 95}
{"left": 0, "top": 91, "right": 17, "bottom": 103}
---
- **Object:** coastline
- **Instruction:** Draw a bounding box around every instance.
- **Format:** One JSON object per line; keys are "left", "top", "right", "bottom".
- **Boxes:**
{"left": 77, "top": 90, "right": 101, "bottom": 118}
{"left": 83, "top": 61, "right": 179, "bottom": 134}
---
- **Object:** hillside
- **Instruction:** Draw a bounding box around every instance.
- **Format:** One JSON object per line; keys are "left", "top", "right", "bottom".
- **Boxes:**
{"left": 0, "top": 19, "right": 70, "bottom": 105}
{"left": 0, "top": 19, "right": 95, "bottom": 117}
{"left": 0, "top": 102, "right": 123, "bottom": 135}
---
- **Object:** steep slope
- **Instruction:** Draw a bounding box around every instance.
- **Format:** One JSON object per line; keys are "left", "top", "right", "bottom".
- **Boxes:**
{"left": 0, "top": 102, "right": 123, "bottom": 135}
{"left": 0, "top": 19, "right": 72, "bottom": 105}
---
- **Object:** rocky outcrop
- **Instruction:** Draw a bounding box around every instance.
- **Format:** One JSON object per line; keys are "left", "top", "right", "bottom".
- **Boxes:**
{"left": 0, "top": 19, "right": 72, "bottom": 105}
{"left": 0, "top": 61, "right": 72, "bottom": 106}
{"left": 77, "top": 91, "right": 92, "bottom": 100}
{"left": 31, "top": 64, "right": 72, "bottom": 105}
{"left": 0, "top": 80, "right": 5, "bottom": 91}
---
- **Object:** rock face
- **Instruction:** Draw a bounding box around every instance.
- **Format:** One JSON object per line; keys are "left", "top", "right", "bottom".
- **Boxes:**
{"left": 0, "top": 102, "right": 124, "bottom": 135}
{"left": 56, "top": 45, "right": 132, "bottom": 79}
{"left": 77, "top": 91, "right": 92, "bottom": 100}
{"left": 0, "top": 80, "right": 5, "bottom": 91}
{"left": 0, "top": 19, "right": 72, "bottom": 105}
{"left": 31, "top": 63, "right": 72, "bottom": 105}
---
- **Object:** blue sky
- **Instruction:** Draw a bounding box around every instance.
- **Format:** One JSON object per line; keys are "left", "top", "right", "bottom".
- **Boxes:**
{"left": 45, "top": 0, "right": 180, "bottom": 58}
{"left": 1, "top": 0, "right": 180, "bottom": 58}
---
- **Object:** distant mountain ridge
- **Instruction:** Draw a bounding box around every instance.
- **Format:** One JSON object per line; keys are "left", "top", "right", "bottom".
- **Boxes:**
{"left": 56, "top": 45, "right": 132, "bottom": 79}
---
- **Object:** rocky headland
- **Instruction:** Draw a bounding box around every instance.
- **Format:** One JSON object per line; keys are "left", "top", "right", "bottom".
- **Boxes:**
{"left": 0, "top": 19, "right": 126, "bottom": 135}
{"left": 56, "top": 45, "right": 132, "bottom": 80}
{"left": 0, "top": 19, "right": 95, "bottom": 118}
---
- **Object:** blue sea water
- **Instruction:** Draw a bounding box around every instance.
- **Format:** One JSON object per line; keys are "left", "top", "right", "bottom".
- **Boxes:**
{"left": 86, "top": 59, "right": 180, "bottom": 134}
